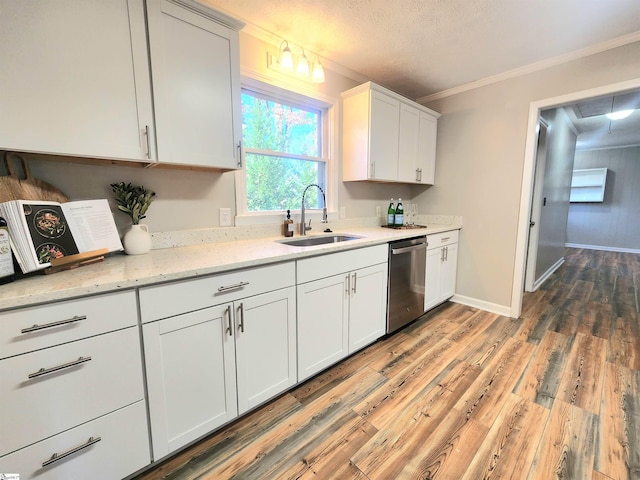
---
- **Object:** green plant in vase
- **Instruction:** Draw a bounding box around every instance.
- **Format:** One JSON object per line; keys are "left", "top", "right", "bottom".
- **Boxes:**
{"left": 110, "top": 182, "right": 156, "bottom": 254}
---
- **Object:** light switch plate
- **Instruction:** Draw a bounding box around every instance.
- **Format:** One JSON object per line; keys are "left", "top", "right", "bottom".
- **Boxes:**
{"left": 219, "top": 207, "right": 231, "bottom": 226}
{"left": 339, "top": 207, "right": 346, "bottom": 219}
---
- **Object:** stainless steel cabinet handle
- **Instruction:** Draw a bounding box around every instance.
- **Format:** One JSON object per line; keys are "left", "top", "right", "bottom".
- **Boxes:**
{"left": 225, "top": 305, "right": 232, "bottom": 336}
{"left": 28, "top": 356, "right": 92, "bottom": 379}
{"left": 441, "top": 247, "right": 445, "bottom": 263}
{"left": 441, "top": 237, "right": 450, "bottom": 242}
{"left": 144, "top": 125, "right": 151, "bottom": 159}
{"left": 345, "top": 274, "right": 350, "bottom": 295}
{"left": 445, "top": 246, "right": 449, "bottom": 261}
{"left": 352, "top": 272, "right": 357, "bottom": 294}
{"left": 418, "top": 168, "right": 423, "bottom": 182}
{"left": 370, "top": 162, "right": 375, "bottom": 179}
{"left": 238, "top": 303, "right": 245, "bottom": 333}
{"left": 42, "top": 436, "right": 101, "bottom": 468}
{"left": 217, "top": 281, "right": 249, "bottom": 292}
{"left": 21, "top": 315, "right": 86, "bottom": 334}
{"left": 237, "top": 140, "right": 243, "bottom": 168}
{"left": 391, "top": 242, "right": 428, "bottom": 255}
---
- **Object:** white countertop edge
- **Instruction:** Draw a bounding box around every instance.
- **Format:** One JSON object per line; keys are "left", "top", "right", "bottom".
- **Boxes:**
{"left": 0, "top": 222, "right": 461, "bottom": 311}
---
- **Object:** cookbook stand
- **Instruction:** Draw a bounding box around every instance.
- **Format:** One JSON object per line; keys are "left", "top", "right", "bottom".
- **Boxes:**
{"left": 44, "top": 248, "right": 109, "bottom": 275}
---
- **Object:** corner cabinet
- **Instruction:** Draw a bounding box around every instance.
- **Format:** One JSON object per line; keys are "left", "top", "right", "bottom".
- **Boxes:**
{"left": 296, "top": 245, "right": 388, "bottom": 381}
{"left": 425, "top": 230, "right": 459, "bottom": 311}
{"left": 342, "top": 82, "right": 440, "bottom": 184}
{"left": 146, "top": 0, "right": 243, "bottom": 168}
{"left": 0, "top": 0, "right": 243, "bottom": 170}
{"left": 139, "top": 262, "right": 297, "bottom": 461}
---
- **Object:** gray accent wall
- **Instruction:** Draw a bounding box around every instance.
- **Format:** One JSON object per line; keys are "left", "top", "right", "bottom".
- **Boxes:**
{"left": 566, "top": 146, "right": 640, "bottom": 251}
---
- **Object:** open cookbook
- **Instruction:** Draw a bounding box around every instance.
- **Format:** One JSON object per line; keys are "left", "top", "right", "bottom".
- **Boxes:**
{"left": 0, "top": 199, "right": 123, "bottom": 273}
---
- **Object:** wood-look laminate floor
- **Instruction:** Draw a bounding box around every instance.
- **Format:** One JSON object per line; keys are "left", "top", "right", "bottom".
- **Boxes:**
{"left": 134, "top": 248, "right": 640, "bottom": 480}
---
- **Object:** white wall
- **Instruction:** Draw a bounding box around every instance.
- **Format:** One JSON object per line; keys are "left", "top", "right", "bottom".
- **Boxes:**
{"left": 567, "top": 146, "right": 640, "bottom": 251}
{"left": 420, "top": 41, "right": 640, "bottom": 311}
{"left": 534, "top": 108, "right": 577, "bottom": 281}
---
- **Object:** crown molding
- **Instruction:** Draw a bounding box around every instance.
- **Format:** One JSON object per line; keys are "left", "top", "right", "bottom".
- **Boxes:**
{"left": 418, "top": 30, "right": 640, "bottom": 104}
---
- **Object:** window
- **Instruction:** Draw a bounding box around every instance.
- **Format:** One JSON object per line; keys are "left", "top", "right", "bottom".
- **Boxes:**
{"left": 237, "top": 86, "right": 331, "bottom": 219}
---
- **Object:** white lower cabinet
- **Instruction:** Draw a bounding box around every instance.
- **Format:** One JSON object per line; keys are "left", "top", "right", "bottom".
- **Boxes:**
{"left": 140, "top": 263, "right": 297, "bottom": 460}
{"left": 297, "top": 245, "right": 388, "bottom": 381}
{"left": 425, "top": 230, "right": 459, "bottom": 311}
{"left": 0, "top": 402, "right": 149, "bottom": 480}
{"left": 0, "top": 291, "right": 149, "bottom": 479}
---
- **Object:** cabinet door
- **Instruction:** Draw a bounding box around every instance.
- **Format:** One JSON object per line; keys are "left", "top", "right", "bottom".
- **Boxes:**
{"left": 348, "top": 264, "right": 388, "bottom": 353}
{"left": 235, "top": 287, "right": 297, "bottom": 414}
{"left": 143, "top": 304, "right": 238, "bottom": 460}
{"left": 441, "top": 243, "right": 458, "bottom": 300}
{"left": 398, "top": 103, "right": 420, "bottom": 183}
{"left": 0, "top": 0, "right": 153, "bottom": 161}
{"left": 146, "top": 0, "right": 241, "bottom": 169}
{"left": 417, "top": 112, "right": 438, "bottom": 184}
{"left": 369, "top": 91, "right": 400, "bottom": 181}
{"left": 297, "top": 275, "right": 349, "bottom": 381}
{"left": 424, "top": 247, "right": 443, "bottom": 311}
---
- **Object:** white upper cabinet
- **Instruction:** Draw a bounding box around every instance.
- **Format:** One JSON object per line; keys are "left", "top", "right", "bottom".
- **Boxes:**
{"left": 342, "top": 82, "right": 440, "bottom": 184}
{"left": 146, "top": 0, "right": 243, "bottom": 168}
{"left": 0, "top": 0, "right": 154, "bottom": 162}
{"left": 0, "top": 0, "right": 243, "bottom": 170}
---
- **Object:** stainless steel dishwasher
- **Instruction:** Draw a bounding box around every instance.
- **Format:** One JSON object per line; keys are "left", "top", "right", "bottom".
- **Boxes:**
{"left": 387, "top": 236, "right": 428, "bottom": 333}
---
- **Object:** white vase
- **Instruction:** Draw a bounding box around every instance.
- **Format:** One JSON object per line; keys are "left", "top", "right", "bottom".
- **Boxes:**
{"left": 123, "top": 224, "right": 152, "bottom": 255}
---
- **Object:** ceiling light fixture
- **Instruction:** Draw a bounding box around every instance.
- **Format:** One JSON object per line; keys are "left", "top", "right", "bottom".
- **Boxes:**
{"left": 296, "top": 49, "right": 310, "bottom": 78}
{"left": 605, "top": 109, "right": 634, "bottom": 120}
{"left": 278, "top": 40, "right": 294, "bottom": 73}
{"left": 311, "top": 56, "right": 325, "bottom": 84}
{"left": 267, "top": 40, "right": 325, "bottom": 84}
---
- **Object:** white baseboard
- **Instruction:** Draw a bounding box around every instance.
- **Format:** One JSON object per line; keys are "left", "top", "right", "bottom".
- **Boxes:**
{"left": 450, "top": 294, "right": 512, "bottom": 317}
{"left": 565, "top": 243, "right": 640, "bottom": 254}
{"left": 530, "top": 257, "right": 565, "bottom": 292}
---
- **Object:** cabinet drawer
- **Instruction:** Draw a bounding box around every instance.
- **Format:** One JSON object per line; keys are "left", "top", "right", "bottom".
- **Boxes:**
{"left": 0, "top": 290, "right": 137, "bottom": 360}
{"left": 296, "top": 244, "right": 388, "bottom": 284}
{"left": 0, "top": 401, "right": 149, "bottom": 480}
{"left": 0, "top": 327, "right": 144, "bottom": 457}
{"left": 427, "top": 230, "right": 459, "bottom": 248}
{"left": 139, "top": 262, "right": 295, "bottom": 322}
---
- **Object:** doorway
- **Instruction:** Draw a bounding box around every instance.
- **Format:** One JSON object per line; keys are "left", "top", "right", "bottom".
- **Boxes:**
{"left": 511, "top": 78, "right": 640, "bottom": 318}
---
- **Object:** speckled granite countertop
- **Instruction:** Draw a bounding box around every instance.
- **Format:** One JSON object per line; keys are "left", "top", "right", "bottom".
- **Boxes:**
{"left": 0, "top": 219, "right": 461, "bottom": 311}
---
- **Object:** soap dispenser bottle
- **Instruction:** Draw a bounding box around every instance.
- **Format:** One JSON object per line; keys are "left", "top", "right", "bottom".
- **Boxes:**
{"left": 284, "top": 210, "right": 294, "bottom": 237}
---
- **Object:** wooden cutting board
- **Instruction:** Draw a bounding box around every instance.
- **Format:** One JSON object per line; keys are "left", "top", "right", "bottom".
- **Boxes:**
{"left": 0, "top": 152, "right": 70, "bottom": 203}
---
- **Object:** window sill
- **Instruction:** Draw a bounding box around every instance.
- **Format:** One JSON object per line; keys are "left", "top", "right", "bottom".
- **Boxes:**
{"left": 235, "top": 211, "right": 338, "bottom": 227}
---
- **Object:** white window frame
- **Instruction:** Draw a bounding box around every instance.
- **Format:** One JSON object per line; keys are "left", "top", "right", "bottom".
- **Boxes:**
{"left": 235, "top": 77, "right": 338, "bottom": 226}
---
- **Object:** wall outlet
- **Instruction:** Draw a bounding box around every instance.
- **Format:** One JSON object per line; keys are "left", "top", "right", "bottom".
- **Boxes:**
{"left": 376, "top": 206, "right": 381, "bottom": 217}
{"left": 339, "top": 206, "right": 346, "bottom": 219}
{"left": 219, "top": 207, "right": 231, "bottom": 227}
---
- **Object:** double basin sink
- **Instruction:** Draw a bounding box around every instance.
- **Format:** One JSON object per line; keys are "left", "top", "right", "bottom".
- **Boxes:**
{"left": 278, "top": 234, "right": 362, "bottom": 247}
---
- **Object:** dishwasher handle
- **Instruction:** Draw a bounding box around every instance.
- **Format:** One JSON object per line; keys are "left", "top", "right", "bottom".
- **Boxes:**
{"left": 391, "top": 242, "right": 428, "bottom": 255}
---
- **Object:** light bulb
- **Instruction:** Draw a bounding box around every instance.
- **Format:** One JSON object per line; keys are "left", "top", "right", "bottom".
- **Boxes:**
{"left": 297, "top": 51, "right": 310, "bottom": 78}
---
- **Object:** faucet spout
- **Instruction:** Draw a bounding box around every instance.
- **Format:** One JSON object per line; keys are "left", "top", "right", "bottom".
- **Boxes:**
{"left": 300, "top": 183, "right": 327, "bottom": 235}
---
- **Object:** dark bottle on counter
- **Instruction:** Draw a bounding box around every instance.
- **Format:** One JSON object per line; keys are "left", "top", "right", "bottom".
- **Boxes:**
{"left": 387, "top": 198, "right": 395, "bottom": 226}
{"left": 395, "top": 198, "right": 404, "bottom": 227}
{"left": 284, "top": 210, "right": 294, "bottom": 237}
{"left": 0, "top": 216, "right": 15, "bottom": 284}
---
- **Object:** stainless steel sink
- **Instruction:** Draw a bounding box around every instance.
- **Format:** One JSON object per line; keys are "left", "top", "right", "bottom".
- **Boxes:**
{"left": 278, "top": 234, "right": 363, "bottom": 247}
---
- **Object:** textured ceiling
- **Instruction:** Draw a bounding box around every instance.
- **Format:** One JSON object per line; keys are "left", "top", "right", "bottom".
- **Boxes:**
{"left": 202, "top": 0, "right": 640, "bottom": 100}
{"left": 202, "top": 0, "right": 640, "bottom": 150}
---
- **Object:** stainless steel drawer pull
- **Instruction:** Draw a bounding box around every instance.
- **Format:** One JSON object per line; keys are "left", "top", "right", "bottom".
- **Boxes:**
{"left": 441, "top": 237, "right": 450, "bottom": 242}
{"left": 21, "top": 315, "right": 87, "bottom": 334}
{"left": 144, "top": 125, "right": 151, "bottom": 159}
{"left": 352, "top": 272, "right": 357, "bottom": 294}
{"left": 28, "top": 356, "right": 92, "bottom": 379}
{"left": 238, "top": 303, "right": 245, "bottom": 333}
{"left": 225, "top": 305, "right": 232, "bottom": 336}
{"left": 42, "top": 436, "right": 101, "bottom": 467}
{"left": 345, "top": 274, "right": 350, "bottom": 295}
{"left": 217, "top": 281, "right": 249, "bottom": 292}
